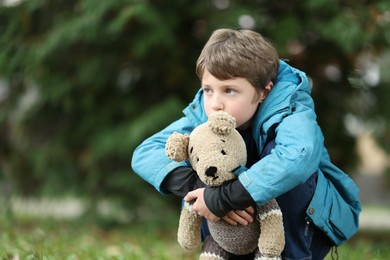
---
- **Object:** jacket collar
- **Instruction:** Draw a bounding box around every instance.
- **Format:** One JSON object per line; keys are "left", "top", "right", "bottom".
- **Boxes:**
{"left": 182, "top": 88, "right": 208, "bottom": 127}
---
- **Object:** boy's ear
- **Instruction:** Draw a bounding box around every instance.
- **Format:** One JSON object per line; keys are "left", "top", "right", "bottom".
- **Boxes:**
{"left": 259, "top": 81, "right": 273, "bottom": 103}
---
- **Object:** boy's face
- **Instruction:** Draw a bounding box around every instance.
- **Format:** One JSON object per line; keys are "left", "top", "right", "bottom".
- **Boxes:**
{"left": 202, "top": 69, "right": 266, "bottom": 129}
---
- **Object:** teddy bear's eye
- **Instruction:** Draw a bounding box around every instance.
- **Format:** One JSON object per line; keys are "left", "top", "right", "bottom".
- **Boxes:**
{"left": 196, "top": 157, "right": 199, "bottom": 162}
{"left": 190, "top": 147, "right": 193, "bottom": 154}
{"left": 221, "top": 150, "right": 226, "bottom": 155}
{"left": 221, "top": 139, "right": 226, "bottom": 143}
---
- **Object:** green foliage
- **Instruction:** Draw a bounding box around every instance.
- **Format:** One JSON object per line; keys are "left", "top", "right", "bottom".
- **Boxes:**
{"left": 0, "top": 0, "right": 389, "bottom": 205}
{"left": 0, "top": 0, "right": 193, "bottom": 202}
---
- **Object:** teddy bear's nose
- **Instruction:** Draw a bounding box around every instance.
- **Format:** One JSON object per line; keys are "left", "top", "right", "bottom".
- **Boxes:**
{"left": 205, "top": 166, "right": 217, "bottom": 177}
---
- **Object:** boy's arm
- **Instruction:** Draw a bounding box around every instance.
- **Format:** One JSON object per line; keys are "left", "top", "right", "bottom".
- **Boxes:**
{"left": 202, "top": 110, "right": 322, "bottom": 215}
{"left": 202, "top": 139, "right": 273, "bottom": 217}
{"left": 161, "top": 166, "right": 205, "bottom": 197}
{"left": 241, "top": 102, "right": 323, "bottom": 205}
{"left": 203, "top": 179, "right": 254, "bottom": 217}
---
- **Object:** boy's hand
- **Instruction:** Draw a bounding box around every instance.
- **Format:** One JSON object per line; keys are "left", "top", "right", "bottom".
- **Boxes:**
{"left": 222, "top": 207, "right": 254, "bottom": 226}
{"left": 184, "top": 188, "right": 220, "bottom": 222}
{"left": 185, "top": 188, "right": 254, "bottom": 226}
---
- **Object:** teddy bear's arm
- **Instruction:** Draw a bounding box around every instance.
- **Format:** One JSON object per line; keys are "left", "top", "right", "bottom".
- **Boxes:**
{"left": 257, "top": 199, "right": 285, "bottom": 257}
{"left": 177, "top": 201, "right": 203, "bottom": 250}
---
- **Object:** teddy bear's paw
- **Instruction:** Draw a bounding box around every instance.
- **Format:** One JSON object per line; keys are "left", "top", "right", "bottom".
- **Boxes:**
{"left": 177, "top": 204, "right": 202, "bottom": 251}
{"left": 200, "top": 235, "right": 229, "bottom": 260}
{"left": 178, "top": 240, "right": 200, "bottom": 251}
{"left": 199, "top": 252, "right": 227, "bottom": 260}
{"left": 254, "top": 257, "right": 281, "bottom": 260}
{"left": 254, "top": 248, "right": 281, "bottom": 260}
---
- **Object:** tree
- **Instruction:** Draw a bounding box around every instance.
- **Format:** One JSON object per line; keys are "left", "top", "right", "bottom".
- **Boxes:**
{"left": 0, "top": 0, "right": 389, "bottom": 208}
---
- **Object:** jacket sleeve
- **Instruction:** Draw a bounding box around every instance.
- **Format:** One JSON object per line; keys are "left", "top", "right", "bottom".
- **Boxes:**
{"left": 131, "top": 117, "right": 196, "bottom": 193}
{"left": 239, "top": 87, "right": 324, "bottom": 205}
{"left": 161, "top": 166, "right": 206, "bottom": 197}
{"left": 204, "top": 179, "right": 255, "bottom": 217}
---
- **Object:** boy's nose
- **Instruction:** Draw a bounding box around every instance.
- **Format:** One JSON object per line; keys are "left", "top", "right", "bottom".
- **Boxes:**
{"left": 210, "top": 98, "right": 224, "bottom": 111}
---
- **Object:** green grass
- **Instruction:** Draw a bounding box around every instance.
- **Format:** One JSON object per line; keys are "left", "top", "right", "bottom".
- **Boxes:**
{"left": 1, "top": 212, "right": 389, "bottom": 260}
{"left": 0, "top": 210, "right": 198, "bottom": 260}
{"left": 324, "top": 237, "right": 390, "bottom": 260}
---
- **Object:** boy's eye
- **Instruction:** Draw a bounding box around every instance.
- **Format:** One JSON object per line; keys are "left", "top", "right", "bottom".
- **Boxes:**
{"left": 202, "top": 87, "right": 212, "bottom": 94}
{"left": 225, "top": 88, "right": 237, "bottom": 94}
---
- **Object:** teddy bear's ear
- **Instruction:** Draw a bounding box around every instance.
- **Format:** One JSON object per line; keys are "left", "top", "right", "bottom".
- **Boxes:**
{"left": 165, "top": 132, "right": 190, "bottom": 162}
{"left": 208, "top": 111, "right": 236, "bottom": 135}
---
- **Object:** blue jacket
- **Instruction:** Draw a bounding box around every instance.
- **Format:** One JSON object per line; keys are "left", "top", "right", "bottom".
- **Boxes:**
{"left": 131, "top": 60, "right": 361, "bottom": 246}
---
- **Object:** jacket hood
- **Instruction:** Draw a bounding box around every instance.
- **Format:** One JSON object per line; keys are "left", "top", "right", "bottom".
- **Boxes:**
{"left": 252, "top": 60, "right": 312, "bottom": 134}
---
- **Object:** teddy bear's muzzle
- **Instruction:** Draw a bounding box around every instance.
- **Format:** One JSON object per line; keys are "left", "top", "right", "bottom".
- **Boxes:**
{"left": 205, "top": 166, "right": 218, "bottom": 179}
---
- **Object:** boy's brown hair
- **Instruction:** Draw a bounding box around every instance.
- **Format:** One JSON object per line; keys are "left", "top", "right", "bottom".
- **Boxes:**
{"left": 196, "top": 28, "right": 279, "bottom": 91}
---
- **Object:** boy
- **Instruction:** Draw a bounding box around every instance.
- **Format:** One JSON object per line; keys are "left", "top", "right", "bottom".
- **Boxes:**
{"left": 131, "top": 28, "right": 361, "bottom": 259}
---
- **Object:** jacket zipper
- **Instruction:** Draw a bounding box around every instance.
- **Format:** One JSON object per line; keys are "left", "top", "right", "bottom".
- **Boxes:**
{"left": 304, "top": 216, "right": 312, "bottom": 237}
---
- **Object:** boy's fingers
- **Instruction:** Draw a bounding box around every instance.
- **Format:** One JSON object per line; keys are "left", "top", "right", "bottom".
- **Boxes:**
{"left": 222, "top": 215, "right": 238, "bottom": 225}
{"left": 237, "top": 210, "right": 253, "bottom": 223}
{"left": 245, "top": 206, "right": 255, "bottom": 214}
{"left": 224, "top": 211, "right": 248, "bottom": 226}
{"left": 184, "top": 190, "right": 197, "bottom": 201}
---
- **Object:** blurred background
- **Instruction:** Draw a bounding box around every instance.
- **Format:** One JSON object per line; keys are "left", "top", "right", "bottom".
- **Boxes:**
{"left": 0, "top": 0, "right": 389, "bottom": 258}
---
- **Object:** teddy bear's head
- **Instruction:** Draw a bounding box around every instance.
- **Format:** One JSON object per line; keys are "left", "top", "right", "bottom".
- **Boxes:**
{"left": 166, "top": 111, "right": 247, "bottom": 186}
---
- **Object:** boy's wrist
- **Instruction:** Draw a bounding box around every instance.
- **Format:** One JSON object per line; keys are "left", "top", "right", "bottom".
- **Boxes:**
{"left": 204, "top": 180, "right": 254, "bottom": 218}
{"left": 204, "top": 185, "right": 230, "bottom": 217}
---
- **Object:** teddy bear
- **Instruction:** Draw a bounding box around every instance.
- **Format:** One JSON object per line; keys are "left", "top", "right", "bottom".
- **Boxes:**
{"left": 165, "top": 111, "right": 285, "bottom": 260}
